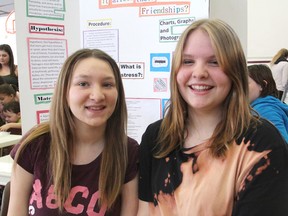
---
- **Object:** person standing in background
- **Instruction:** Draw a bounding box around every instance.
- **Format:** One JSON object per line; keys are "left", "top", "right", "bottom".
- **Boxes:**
{"left": 248, "top": 64, "right": 288, "bottom": 143}
{"left": 270, "top": 48, "right": 288, "bottom": 101}
{"left": 8, "top": 48, "right": 139, "bottom": 216}
{"left": 0, "top": 44, "right": 18, "bottom": 90}
{"left": 137, "top": 19, "right": 288, "bottom": 216}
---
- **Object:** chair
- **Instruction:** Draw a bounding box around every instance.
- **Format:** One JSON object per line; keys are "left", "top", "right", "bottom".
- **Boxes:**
{"left": 0, "top": 181, "right": 10, "bottom": 216}
{"left": 281, "top": 87, "right": 287, "bottom": 102}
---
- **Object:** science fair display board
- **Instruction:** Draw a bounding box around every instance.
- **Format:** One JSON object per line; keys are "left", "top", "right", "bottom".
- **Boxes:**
{"left": 15, "top": 0, "right": 209, "bottom": 143}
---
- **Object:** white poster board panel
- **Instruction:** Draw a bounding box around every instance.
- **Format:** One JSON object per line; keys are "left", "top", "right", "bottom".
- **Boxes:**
{"left": 126, "top": 98, "right": 162, "bottom": 143}
{"left": 15, "top": 0, "right": 208, "bottom": 135}
{"left": 79, "top": 0, "right": 209, "bottom": 140}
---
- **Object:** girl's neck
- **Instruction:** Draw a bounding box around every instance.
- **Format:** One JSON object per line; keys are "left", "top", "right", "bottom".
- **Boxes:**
{"left": 188, "top": 108, "right": 222, "bottom": 128}
{"left": 72, "top": 133, "right": 105, "bottom": 165}
{"left": 74, "top": 125, "right": 105, "bottom": 146}
{"left": 0, "top": 65, "right": 11, "bottom": 76}
{"left": 184, "top": 110, "right": 222, "bottom": 148}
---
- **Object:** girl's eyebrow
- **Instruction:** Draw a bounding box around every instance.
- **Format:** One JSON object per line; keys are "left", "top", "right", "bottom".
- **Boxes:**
{"left": 182, "top": 54, "right": 217, "bottom": 59}
{"left": 73, "top": 74, "right": 115, "bottom": 81}
{"left": 103, "top": 76, "right": 115, "bottom": 81}
{"left": 73, "top": 74, "right": 90, "bottom": 78}
{"left": 182, "top": 54, "right": 193, "bottom": 58}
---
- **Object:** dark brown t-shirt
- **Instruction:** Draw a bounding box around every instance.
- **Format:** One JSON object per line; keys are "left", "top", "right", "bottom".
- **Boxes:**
{"left": 11, "top": 134, "right": 139, "bottom": 216}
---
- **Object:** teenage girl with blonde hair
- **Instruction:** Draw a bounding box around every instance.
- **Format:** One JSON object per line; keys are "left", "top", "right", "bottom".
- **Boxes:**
{"left": 138, "top": 19, "right": 288, "bottom": 216}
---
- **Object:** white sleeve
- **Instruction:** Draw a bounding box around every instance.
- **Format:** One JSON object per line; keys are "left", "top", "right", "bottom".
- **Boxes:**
{"left": 281, "top": 63, "right": 288, "bottom": 88}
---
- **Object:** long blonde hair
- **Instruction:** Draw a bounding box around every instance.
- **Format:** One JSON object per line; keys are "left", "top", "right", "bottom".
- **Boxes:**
{"left": 156, "top": 19, "right": 254, "bottom": 158}
{"left": 270, "top": 48, "right": 288, "bottom": 65}
{"left": 14, "top": 49, "right": 128, "bottom": 210}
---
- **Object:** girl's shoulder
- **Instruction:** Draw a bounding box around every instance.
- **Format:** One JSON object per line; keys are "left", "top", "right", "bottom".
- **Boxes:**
{"left": 139, "top": 119, "right": 163, "bottom": 154}
{"left": 237, "top": 118, "right": 287, "bottom": 152}
{"left": 10, "top": 132, "right": 51, "bottom": 174}
{"left": 127, "top": 136, "right": 139, "bottom": 154}
{"left": 11, "top": 131, "right": 51, "bottom": 158}
{"left": 144, "top": 119, "right": 163, "bottom": 137}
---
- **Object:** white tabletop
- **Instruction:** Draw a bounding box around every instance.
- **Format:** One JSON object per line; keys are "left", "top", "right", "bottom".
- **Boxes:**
{"left": 0, "top": 134, "right": 22, "bottom": 149}
{"left": 0, "top": 155, "right": 13, "bottom": 186}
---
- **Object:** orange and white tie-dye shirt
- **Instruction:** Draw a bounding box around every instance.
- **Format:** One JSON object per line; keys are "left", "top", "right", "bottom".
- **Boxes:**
{"left": 139, "top": 119, "right": 288, "bottom": 216}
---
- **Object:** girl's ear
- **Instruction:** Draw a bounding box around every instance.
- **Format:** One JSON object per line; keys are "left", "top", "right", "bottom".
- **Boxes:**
{"left": 262, "top": 80, "right": 268, "bottom": 90}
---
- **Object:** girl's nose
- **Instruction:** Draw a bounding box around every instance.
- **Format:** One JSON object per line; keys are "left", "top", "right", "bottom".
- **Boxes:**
{"left": 192, "top": 63, "right": 209, "bottom": 79}
{"left": 90, "top": 86, "right": 105, "bottom": 101}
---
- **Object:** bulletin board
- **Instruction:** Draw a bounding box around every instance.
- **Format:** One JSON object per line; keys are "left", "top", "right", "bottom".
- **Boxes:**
{"left": 15, "top": 0, "right": 209, "bottom": 143}
{"left": 79, "top": 0, "right": 209, "bottom": 142}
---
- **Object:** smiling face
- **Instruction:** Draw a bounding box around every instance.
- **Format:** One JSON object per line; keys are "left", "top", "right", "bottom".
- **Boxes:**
{"left": 176, "top": 29, "right": 232, "bottom": 114}
{"left": 67, "top": 57, "right": 118, "bottom": 130}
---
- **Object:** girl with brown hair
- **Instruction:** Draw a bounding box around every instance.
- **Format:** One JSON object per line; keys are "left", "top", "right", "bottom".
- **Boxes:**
{"left": 8, "top": 49, "right": 139, "bottom": 216}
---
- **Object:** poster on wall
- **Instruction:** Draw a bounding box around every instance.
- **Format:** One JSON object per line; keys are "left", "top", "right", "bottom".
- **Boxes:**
{"left": 80, "top": 0, "right": 209, "bottom": 142}
{"left": 14, "top": 0, "right": 209, "bottom": 137}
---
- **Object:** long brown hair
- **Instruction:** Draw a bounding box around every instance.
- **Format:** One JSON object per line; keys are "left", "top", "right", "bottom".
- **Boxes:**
{"left": 156, "top": 19, "right": 254, "bottom": 158}
{"left": 0, "top": 83, "right": 17, "bottom": 97}
{"left": 14, "top": 49, "right": 128, "bottom": 210}
{"left": 248, "top": 64, "right": 279, "bottom": 98}
{"left": 0, "top": 44, "right": 17, "bottom": 76}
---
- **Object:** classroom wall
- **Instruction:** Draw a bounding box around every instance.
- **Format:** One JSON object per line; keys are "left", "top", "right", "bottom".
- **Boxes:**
{"left": 210, "top": 0, "right": 288, "bottom": 62}
{"left": 0, "top": 12, "right": 17, "bottom": 63}
{"left": 210, "top": 0, "right": 247, "bottom": 55}
{"left": 247, "top": 0, "right": 288, "bottom": 61}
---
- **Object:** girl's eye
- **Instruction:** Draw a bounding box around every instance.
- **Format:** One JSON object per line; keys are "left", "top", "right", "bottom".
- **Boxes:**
{"left": 78, "top": 82, "right": 89, "bottom": 87}
{"left": 209, "top": 60, "right": 219, "bottom": 66}
{"left": 103, "top": 82, "right": 115, "bottom": 88}
{"left": 183, "top": 59, "right": 194, "bottom": 65}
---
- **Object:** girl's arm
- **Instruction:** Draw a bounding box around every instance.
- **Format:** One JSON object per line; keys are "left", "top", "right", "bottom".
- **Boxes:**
{"left": 0, "top": 123, "right": 21, "bottom": 131}
{"left": 120, "top": 175, "right": 138, "bottom": 216}
{"left": 282, "top": 63, "right": 288, "bottom": 89}
{"left": 7, "top": 164, "right": 33, "bottom": 216}
{"left": 14, "top": 65, "right": 18, "bottom": 77}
